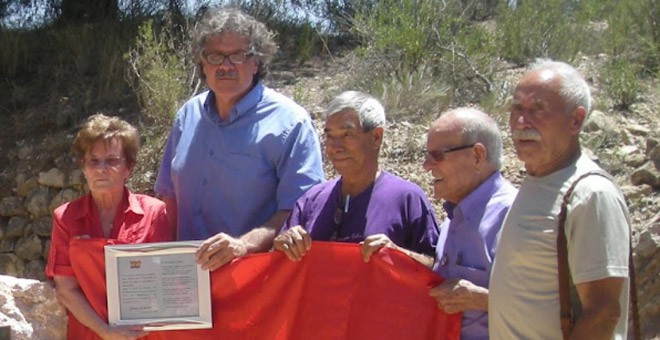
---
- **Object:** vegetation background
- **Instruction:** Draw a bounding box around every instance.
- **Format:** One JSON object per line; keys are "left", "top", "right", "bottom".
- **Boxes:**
{"left": 0, "top": 0, "right": 658, "bottom": 337}
{"left": 0, "top": 0, "right": 657, "bottom": 185}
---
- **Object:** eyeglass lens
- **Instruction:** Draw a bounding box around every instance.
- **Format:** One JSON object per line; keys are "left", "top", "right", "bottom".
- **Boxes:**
{"left": 85, "top": 157, "right": 124, "bottom": 168}
{"left": 204, "top": 52, "right": 250, "bottom": 65}
{"left": 426, "top": 143, "right": 475, "bottom": 162}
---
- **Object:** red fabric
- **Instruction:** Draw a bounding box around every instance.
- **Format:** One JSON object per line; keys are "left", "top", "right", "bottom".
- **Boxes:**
{"left": 69, "top": 239, "right": 461, "bottom": 340}
{"left": 46, "top": 189, "right": 173, "bottom": 278}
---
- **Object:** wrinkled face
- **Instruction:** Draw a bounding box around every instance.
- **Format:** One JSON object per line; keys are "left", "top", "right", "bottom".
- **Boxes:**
{"left": 422, "top": 126, "right": 479, "bottom": 204}
{"left": 323, "top": 109, "right": 381, "bottom": 177}
{"left": 82, "top": 138, "right": 131, "bottom": 195}
{"left": 509, "top": 70, "right": 582, "bottom": 175}
{"left": 201, "top": 32, "right": 258, "bottom": 105}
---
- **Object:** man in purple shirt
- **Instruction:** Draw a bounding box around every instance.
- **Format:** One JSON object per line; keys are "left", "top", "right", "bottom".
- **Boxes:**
{"left": 272, "top": 91, "right": 439, "bottom": 260}
{"left": 362, "top": 107, "right": 517, "bottom": 340}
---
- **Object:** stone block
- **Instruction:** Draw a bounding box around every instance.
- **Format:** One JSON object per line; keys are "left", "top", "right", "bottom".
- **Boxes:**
{"left": 0, "top": 254, "right": 24, "bottom": 277}
{"left": 15, "top": 236, "right": 42, "bottom": 261}
{"left": 25, "top": 187, "right": 50, "bottom": 218}
{"left": 0, "top": 197, "right": 28, "bottom": 217}
{"left": 37, "top": 168, "right": 66, "bottom": 188}
{"left": 31, "top": 217, "right": 52, "bottom": 237}
{"left": 6, "top": 217, "right": 28, "bottom": 238}
{"left": 0, "top": 275, "right": 67, "bottom": 339}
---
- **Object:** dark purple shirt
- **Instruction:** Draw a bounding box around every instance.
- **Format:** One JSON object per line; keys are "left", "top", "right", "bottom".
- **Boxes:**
{"left": 282, "top": 171, "right": 438, "bottom": 256}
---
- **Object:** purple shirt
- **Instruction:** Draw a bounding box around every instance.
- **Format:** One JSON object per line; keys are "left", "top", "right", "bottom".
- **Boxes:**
{"left": 432, "top": 172, "right": 517, "bottom": 340}
{"left": 155, "top": 82, "right": 324, "bottom": 240}
{"left": 282, "top": 171, "right": 439, "bottom": 256}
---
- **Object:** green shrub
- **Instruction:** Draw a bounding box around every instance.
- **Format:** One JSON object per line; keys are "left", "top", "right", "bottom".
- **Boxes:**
{"left": 604, "top": 0, "right": 659, "bottom": 75}
{"left": 125, "top": 18, "right": 193, "bottom": 129}
{"left": 600, "top": 59, "right": 640, "bottom": 109}
{"left": 348, "top": 0, "right": 497, "bottom": 115}
{"left": 495, "top": 0, "right": 594, "bottom": 64}
{"left": 124, "top": 17, "right": 195, "bottom": 190}
{"left": 294, "top": 22, "right": 320, "bottom": 64}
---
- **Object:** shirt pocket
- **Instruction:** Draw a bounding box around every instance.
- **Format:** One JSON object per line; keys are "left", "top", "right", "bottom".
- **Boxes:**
{"left": 514, "top": 220, "right": 557, "bottom": 256}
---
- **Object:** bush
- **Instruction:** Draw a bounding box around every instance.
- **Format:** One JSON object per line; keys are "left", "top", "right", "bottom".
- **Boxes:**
{"left": 348, "top": 0, "right": 497, "bottom": 118}
{"left": 495, "top": 0, "right": 598, "bottom": 65}
{"left": 124, "top": 17, "right": 195, "bottom": 190}
{"left": 604, "top": 0, "right": 659, "bottom": 75}
{"left": 600, "top": 59, "right": 640, "bottom": 109}
{"left": 125, "top": 18, "right": 193, "bottom": 129}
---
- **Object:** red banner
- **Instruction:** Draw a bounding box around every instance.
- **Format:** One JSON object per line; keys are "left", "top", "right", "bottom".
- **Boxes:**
{"left": 68, "top": 239, "right": 461, "bottom": 340}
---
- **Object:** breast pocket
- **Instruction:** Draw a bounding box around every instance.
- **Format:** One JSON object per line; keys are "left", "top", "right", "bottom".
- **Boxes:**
{"left": 514, "top": 220, "right": 558, "bottom": 257}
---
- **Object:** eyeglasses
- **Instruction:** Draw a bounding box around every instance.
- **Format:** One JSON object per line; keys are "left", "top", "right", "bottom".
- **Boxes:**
{"left": 84, "top": 157, "right": 125, "bottom": 168}
{"left": 425, "top": 143, "right": 475, "bottom": 162}
{"left": 201, "top": 51, "right": 255, "bottom": 65}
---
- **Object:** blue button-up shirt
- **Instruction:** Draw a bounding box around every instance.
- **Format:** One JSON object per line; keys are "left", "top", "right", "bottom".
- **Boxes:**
{"left": 432, "top": 172, "right": 517, "bottom": 340}
{"left": 155, "top": 82, "right": 324, "bottom": 240}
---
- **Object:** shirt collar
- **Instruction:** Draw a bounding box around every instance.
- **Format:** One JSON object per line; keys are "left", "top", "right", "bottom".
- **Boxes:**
{"left": 203, "top": 81, "right": 264, "bottom": 125}
{"left": 442, "top": 171, "right": 504, "bottom": 221}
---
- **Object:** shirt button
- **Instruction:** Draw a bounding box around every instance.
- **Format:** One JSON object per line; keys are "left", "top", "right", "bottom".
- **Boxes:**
{"left": 209, "top": 150, "right": 214, "bottom": 156}
{"left": 202, "top": 179, "right": 208, "bottom": 185}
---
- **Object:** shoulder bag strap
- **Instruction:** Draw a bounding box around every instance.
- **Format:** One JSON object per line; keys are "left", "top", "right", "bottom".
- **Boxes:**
{"left": 556, "top": 170, "right": 640, "bottom": 339}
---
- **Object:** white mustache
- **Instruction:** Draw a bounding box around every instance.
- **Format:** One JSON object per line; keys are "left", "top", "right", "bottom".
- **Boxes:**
{"left": 512, "top": 129, "right": 541, "bottom": 141}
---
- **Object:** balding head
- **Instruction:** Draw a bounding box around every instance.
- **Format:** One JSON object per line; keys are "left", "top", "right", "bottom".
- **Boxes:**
{"left": 423, "top": 107, "right": 502, "bottom": 204}
{"left": 432, "top": 107, "right": 503, "bottom": 170}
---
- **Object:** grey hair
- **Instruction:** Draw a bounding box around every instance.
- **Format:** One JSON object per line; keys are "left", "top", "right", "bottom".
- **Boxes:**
{"left": 191, "top": 7, "right": 278, "bottom": 81}
{"left": 444, "top": 107, "right": 503, "bottom": 170}
{"left": 324, "top": 91, "right": 386, "bottom": 131}
{"left": 529, "top": 59, "right": 592, "bottom": 119}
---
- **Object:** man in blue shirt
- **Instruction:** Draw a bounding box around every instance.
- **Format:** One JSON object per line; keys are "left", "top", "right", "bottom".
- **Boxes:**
{"left": 155, "top": 8, "right": 324, "bottom": 271}
{"left": 362, "top": 107, "right": 517, "bottom": 340}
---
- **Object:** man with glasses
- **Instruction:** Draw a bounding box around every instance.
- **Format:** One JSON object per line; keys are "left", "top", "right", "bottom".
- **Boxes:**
{"left": 424, "top": 108, "right": 516, "bottom": 340}
{"left": 273, "top": 91, "right": 438, "bottom": 261}
{"left": 362, "top": 107, "right": 517, "bottom": 340}
{"left": 155, "top": 8, "right": 324, "bottom": 271}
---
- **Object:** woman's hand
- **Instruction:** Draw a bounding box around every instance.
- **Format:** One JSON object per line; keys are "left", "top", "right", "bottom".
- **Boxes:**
{"left": 99, "top": 324, "right": 148, "bottom": 340}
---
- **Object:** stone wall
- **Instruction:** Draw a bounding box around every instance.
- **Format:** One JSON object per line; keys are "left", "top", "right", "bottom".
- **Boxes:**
{"left": 0, "top": 164, "right": 85, "bottom": 281}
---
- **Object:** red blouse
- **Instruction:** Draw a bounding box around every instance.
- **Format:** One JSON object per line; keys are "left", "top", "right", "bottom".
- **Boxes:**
{"left": 45, "top": 188, "right": 174, "bottom": 277}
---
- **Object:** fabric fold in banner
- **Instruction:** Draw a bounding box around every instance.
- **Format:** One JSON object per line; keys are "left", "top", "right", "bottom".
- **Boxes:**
{"left": 68, "top": 239, "right": 461, "bottom": 340}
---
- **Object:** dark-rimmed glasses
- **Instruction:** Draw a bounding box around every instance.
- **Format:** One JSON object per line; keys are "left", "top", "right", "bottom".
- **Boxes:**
{"left": 425, "top": 143, "right": 475, "bottom": 162}
{"left": 84, "top": 157, "right": 125, "bottom": 168}
{"left": 201, "top": 51, "right": 255, "bottom": 65}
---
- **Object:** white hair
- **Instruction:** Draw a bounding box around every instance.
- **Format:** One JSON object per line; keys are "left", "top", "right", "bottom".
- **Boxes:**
{"left": 324, "top": 91, "right": 386, "bottom": 130}
{"left": 529, "top": 59, "right": 592, "bottom": 119}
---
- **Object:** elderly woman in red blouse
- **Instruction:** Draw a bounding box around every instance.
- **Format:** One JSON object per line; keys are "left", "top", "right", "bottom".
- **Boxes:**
{"left": 46, "top": 114, "right": 174, "bottom": 339}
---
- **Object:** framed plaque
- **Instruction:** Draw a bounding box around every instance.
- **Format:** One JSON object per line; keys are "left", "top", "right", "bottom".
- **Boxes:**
{"left": 104, "top": 241, "right": 212, "bottom": 331}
